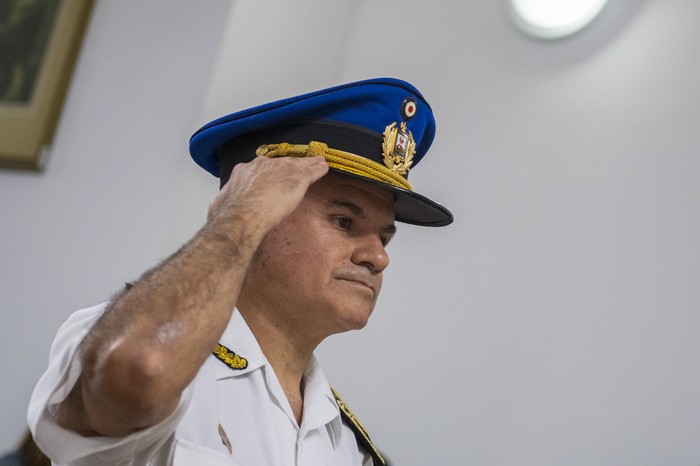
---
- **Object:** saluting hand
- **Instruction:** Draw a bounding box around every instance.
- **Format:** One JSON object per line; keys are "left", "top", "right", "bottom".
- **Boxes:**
{"left": 207, "top": 155, "right": 329, "bottom": 238}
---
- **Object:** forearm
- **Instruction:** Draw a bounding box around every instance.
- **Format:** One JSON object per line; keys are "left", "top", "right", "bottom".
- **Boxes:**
{"left": 76, "top": 218, "right": 264, "bottom": 435}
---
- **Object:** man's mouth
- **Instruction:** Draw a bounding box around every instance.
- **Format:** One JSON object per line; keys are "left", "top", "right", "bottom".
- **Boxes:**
{"left": 336, "top": 273, "right": 376, "bottom": 295}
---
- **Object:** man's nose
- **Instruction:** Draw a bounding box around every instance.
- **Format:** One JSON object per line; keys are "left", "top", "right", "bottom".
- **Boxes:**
{"left": 351, "top": 235, "right": 390, "bottom": 274}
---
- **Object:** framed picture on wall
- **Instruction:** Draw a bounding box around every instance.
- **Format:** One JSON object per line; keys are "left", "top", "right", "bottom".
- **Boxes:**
{"left": 0, "top": 0, "right": 93, "bottom": 170}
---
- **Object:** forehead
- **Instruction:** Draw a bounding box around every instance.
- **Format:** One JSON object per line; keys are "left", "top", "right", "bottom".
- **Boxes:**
{"left": 307, "top": 172, "right": 396, "bottom": 216}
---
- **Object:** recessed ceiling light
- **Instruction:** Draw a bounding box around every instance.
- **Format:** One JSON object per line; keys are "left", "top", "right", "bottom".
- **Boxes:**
{"left": 509, "top": 0, "right": 609, "bottom": 40}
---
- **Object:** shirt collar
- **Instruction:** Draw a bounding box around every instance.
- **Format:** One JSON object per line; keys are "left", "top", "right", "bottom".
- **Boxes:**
{"left": 299, "top": 356, "right": 344, "bottom": 447}
{"left": 210, "top": 309, "right": 344, "bottom": 447}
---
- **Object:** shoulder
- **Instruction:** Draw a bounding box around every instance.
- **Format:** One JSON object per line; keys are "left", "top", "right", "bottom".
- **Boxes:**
{"left": 330, "top": 386, "right": 389, "bottom": 466}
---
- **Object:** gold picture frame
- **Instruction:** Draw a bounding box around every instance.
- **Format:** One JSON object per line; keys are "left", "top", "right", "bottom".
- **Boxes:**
{"left": 0, "top": 0, "right": 94, "bottom": 170}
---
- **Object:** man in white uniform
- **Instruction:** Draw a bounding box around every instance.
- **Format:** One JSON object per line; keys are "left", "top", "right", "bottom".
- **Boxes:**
{"left": 28, "top": 78, "right": 453, "bottom": 465}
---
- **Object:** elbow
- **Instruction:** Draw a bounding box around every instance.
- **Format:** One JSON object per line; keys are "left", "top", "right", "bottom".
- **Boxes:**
{"left": 81, "top": 342, "right": 177, "bottom": 433}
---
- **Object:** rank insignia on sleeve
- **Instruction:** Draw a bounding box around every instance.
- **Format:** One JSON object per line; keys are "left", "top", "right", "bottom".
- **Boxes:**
{"left": 212, "top": 343, "right": 248, "bottom": 370}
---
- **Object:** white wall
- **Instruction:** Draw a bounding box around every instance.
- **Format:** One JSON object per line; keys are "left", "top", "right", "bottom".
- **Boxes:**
{"left": 321, "top": 1, "right": 700, "bottom": 465}
{"left": 0, "top": 0, "right": 230, "bottom": 452}
{"left": 3, "top": 1, "right": 700, "bottom": 465}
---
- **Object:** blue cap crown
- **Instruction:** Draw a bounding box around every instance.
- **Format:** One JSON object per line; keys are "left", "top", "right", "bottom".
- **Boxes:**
{"left": 189, "top": 77, "right": 452, "bottom": 227}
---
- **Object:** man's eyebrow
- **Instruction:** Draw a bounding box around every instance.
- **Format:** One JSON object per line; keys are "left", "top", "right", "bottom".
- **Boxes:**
{"left": 326, "top": 199, "right": 365, "bottom": 217}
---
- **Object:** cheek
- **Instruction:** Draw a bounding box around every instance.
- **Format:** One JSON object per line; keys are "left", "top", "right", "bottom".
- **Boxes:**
{"left": 260, "top": 226, "right": 318, "bottom": 274}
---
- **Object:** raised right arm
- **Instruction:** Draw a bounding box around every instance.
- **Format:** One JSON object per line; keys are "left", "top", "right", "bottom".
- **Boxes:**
{"left": 56, "top": 155, "right": 328, "bottom": 436}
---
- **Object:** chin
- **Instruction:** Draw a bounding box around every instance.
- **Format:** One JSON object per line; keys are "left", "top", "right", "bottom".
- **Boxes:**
{"left": 333, "top": 305, "right": 374, "bottom": 334}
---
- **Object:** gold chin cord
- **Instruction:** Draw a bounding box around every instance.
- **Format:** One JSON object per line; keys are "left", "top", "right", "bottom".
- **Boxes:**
{"left": 256, "top": 141, "right": 413, "bottom": 191}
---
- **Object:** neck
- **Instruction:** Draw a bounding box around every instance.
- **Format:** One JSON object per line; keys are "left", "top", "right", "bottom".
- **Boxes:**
{"left": 237, "top": 300, "right": 321, "bottom": 425}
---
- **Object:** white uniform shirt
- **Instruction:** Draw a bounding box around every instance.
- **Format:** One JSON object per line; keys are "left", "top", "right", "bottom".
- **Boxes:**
{"left": 28, "top": 303, "right": 373, "bottom": 466}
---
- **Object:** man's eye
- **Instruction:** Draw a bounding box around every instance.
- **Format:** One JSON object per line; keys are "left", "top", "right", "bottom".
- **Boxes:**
{"left": 333, "top": 217, "right": 351, "bottom": 229}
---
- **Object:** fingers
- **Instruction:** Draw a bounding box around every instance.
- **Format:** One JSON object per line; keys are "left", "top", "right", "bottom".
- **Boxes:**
{"left": 250, "top": 155, "right": 328, "bottom": 185}
{"left": 207, "top": 156, "right": 329, "bottom": 234}
{"left": 296, "top": 155, "right": 330, "bottom": 181}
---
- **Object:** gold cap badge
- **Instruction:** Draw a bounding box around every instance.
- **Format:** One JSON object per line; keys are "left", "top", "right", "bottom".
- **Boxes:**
{"left": 382, "top": 121, "right": 415, "bottom": 176}
{"left": 382, "top": 97, "right": 418, "bottom": 177}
